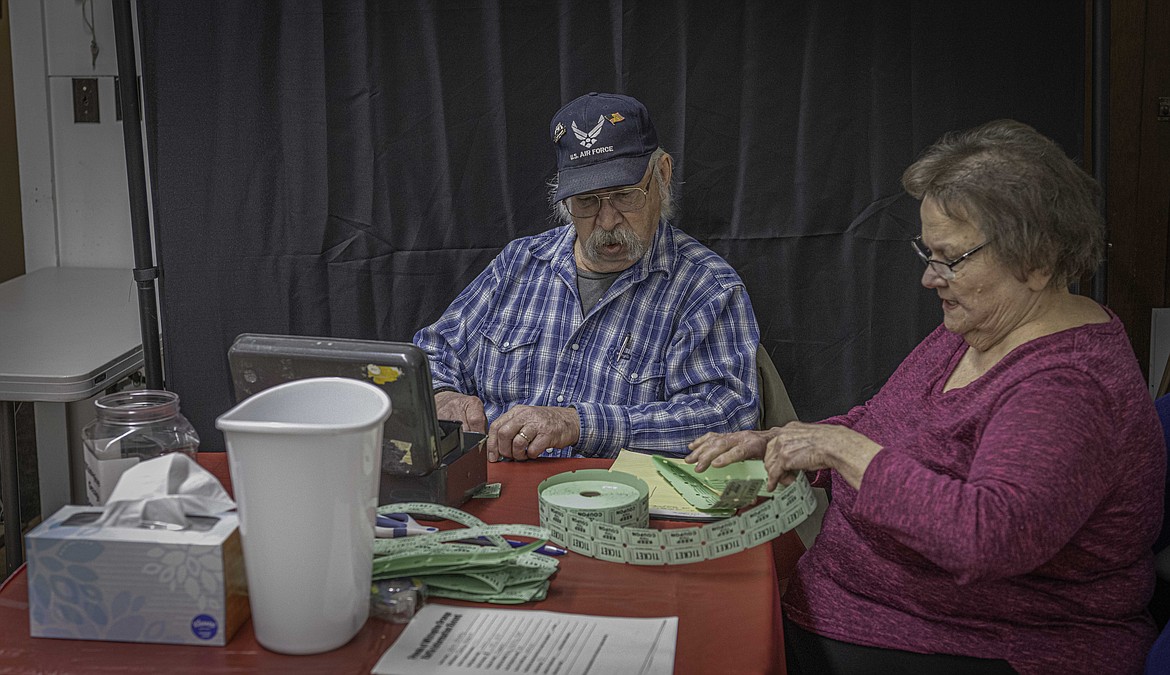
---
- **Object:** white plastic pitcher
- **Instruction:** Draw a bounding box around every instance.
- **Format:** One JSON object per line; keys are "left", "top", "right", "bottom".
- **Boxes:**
{"left": 215, "top": 377, "right": 391, "bottom": 655}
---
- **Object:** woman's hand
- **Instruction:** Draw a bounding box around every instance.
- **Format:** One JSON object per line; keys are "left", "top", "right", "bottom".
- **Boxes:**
{"left": 764, "top": 422, "right": 882, "bottom": 491}
{"left": 685, "top": 428, "right": 782, "bottom": 472}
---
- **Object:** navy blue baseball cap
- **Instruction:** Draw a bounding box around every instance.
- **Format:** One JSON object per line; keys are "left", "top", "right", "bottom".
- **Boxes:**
{"left": 550, "top": 92, "right": 659, "bottom": 202}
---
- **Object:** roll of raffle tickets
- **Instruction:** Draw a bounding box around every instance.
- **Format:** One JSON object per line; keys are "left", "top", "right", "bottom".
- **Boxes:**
{"left": 367, "top": 466, "right": 817, "bottom": 605}
{"left": 537, "top": 469, "right": 817, "bottom": 565}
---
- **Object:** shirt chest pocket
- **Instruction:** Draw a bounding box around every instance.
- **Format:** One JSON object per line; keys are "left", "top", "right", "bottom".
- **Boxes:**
{"left": 477, "top": 322, "right": 542, "bottom": 405}
{"left": 606, "top": 344, "right": 666, "bottom": 404}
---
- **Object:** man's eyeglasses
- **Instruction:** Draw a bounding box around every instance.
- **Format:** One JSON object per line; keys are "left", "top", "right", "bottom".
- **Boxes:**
{"left": 566, "top": 175, "right": 652, "bottom": 218}
{"left": 910, "top": 235, "right": 988, "bottom": 281}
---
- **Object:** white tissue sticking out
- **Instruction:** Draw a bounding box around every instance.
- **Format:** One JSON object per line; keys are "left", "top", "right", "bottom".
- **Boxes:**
{"left": 95, "top": 453, "right": 237, "bottom": 530}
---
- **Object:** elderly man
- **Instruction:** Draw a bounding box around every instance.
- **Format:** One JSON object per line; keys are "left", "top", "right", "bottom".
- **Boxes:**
{"left": 414, "top": 92, "right": 759, "bottom": 461}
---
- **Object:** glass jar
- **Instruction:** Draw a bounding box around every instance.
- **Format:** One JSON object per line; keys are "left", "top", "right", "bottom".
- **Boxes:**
{"left": 82, "top": 389, "right": 200, "bottom": 505}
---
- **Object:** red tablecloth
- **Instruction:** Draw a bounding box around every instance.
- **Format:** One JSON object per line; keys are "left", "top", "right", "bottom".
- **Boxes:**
{"left": 0, "top": 453, "right": 789, "bottom": 674}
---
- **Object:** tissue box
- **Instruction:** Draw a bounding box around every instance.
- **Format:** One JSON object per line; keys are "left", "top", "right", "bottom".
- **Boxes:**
{"left": 25, "top": 506, "right": 249, "bottom": 646}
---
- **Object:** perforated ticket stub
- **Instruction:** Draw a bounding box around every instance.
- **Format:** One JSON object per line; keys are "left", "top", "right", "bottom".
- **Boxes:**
{"left": 709, "top": 478, "right": 766, "bottom": 509}
{"left": 536, "top": 469, "right": 815, "bottom": 565}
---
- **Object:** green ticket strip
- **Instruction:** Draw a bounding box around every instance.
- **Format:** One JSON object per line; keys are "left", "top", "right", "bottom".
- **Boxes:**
{"left": 537, "top": 469, "right": 816, "bottom": 565}
{"left": 651, "top": 456, "right": 766, "bottom": 513}
{"left": 372, "top": 502, "right": 559, "bottom": 604}
{"left": 369, "top": 468, "right": 815, "bottom": 604}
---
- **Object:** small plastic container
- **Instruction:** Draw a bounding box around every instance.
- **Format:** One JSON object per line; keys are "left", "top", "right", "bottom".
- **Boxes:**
{"left": 82, "top": 390, "right": 200, "bottom": 505}
{"left": 370, "top": 577, "right": 427, "bottom": 623}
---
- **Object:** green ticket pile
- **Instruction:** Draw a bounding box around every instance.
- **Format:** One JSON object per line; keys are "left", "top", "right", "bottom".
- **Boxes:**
{"left": 371, "top": 502, "right": 558, "bottom": 604}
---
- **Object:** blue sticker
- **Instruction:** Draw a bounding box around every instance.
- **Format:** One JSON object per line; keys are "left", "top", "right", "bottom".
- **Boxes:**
{"left": 191, "top": 614, "right": 218, "bottom": 640}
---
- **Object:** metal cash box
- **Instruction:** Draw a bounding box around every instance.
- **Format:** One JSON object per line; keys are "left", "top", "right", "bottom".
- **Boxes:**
{"left": 226, "top": 334, "right": 487, "bottom": 508}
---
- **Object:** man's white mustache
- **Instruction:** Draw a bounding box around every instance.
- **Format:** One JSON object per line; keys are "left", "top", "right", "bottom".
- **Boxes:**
{"left": 585, "top": 226, "right": 644, "bottom": 261}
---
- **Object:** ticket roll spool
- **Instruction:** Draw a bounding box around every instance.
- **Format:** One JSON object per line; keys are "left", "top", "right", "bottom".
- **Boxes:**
{"left": 537, "top": 469, "right": 816, "bottom": 566}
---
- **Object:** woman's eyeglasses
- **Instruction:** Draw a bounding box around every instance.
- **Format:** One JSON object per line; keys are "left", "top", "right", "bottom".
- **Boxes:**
{"left": 910, "top": 235, "right": 988, "bottom": 281}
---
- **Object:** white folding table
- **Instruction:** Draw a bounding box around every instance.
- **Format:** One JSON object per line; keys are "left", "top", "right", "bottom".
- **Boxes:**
{"left": 0, "top": 267, "right": 144, "bottom": 575}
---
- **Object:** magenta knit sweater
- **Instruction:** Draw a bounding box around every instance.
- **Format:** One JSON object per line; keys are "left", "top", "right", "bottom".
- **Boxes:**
{"left": 783, "top": 313, "right": 1165, "bottom": 674}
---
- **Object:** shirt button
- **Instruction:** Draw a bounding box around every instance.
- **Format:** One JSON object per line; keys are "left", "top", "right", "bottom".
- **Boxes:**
{"left": 557, "top": 395, "right": 565, "bottom": 403}
{"left": 503, "top": 341, "right": 510, "bottom": 348}
{"left": 571, "top": 343, "right": 579, "bottom": 351}
{"left": 631, "top": 373, "right": 639, "bottom": 378}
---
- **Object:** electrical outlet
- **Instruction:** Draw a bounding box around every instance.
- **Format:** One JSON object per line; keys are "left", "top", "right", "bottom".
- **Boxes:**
{"left": 73, "top": 78, "right": 100, "bottom": 123}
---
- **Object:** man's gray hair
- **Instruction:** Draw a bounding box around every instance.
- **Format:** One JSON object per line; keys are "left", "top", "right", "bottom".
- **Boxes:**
{"left": 548, "top": 147, "right": 676, "bottom": 225}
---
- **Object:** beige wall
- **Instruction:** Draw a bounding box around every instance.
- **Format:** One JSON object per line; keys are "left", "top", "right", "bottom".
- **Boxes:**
{"left": 10, "top": 0, "right": 136, "bottom": 273}
{"left": 0, "top": 0, "right": 24, "bottom": 283}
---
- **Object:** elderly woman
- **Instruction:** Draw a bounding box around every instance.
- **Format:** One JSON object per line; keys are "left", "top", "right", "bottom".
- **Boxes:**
{"left": 687, "top": 119, "right": 1165, "bottom": 674}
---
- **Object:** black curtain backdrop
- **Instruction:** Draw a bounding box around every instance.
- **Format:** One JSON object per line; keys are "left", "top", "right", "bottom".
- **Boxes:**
{"left": 138, "top": 1, "right": 1084, "bottom": 452}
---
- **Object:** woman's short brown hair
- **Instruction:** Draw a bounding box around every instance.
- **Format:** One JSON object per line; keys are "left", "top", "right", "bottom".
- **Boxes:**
{"left": 901, "top": 119, "right": 1104, "bottom": 288}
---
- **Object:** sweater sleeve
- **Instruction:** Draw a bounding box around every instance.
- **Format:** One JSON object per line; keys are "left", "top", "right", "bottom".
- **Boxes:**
{"left": 851, "top": 367, "right": 1114, "bottom": 585}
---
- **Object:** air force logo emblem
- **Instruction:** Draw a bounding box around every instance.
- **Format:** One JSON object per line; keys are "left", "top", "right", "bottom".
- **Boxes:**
{"left": 572, "top": 116, "right": 605, "bottom": 148}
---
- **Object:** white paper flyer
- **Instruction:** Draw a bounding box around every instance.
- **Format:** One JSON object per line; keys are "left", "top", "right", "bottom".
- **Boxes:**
{"left": 371, "top": 604, "right": 677, "bottom": 675}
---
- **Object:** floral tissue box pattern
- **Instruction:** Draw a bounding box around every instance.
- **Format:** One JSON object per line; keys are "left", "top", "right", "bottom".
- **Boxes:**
{"left": 26, "top": 505, "right": 249, "bottom": 646}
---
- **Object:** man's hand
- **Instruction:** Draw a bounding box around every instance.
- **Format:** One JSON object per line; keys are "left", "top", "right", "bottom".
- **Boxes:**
{"left": 488, "top": 405, "right": 580, "bottom": 462}
{"left": 433, "top": 390, "right": 487, "bottom": 434}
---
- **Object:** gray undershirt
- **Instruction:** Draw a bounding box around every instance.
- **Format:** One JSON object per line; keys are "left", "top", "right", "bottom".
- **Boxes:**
{"left": 577, "top": 268, "right": 621, "bottom": 316}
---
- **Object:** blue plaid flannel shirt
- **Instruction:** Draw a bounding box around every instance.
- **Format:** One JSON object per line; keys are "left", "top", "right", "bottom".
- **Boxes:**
{"left": 414, "top": 222, "right": 760, "bottom": 458}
